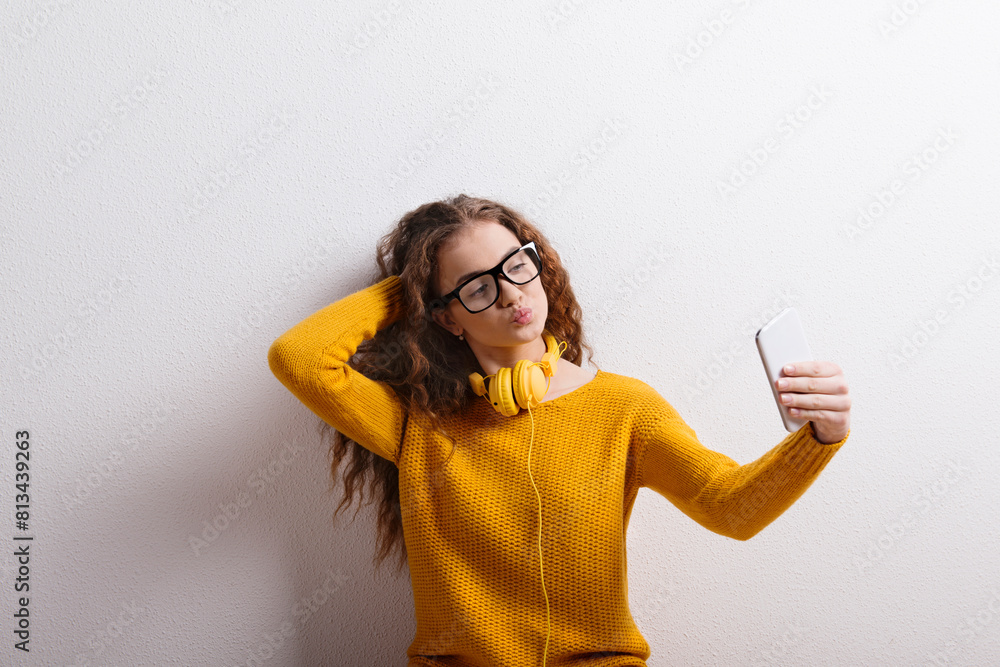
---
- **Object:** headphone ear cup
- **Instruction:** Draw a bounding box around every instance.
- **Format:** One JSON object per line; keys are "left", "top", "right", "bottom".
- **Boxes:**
{"left": 468, "top": 372, "right": 486, "bottom": 396}
{"left": 511, "top": 359, "right": 532, "bottom": 409}
{"left": 527, "top": 364, "right": 549, "bottom": 405}
{"left": 492, "top": 366, "right": 519, "bottom": 416}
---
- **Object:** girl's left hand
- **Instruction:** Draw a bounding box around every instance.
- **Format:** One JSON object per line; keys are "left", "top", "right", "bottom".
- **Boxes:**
{"left": 775, "top": 360, "right": 851, "bottom": 444}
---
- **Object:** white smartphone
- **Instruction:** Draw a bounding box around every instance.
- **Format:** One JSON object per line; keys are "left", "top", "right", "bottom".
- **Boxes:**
{"left": 755, "top": 307, "right": 813, "bottom": 432}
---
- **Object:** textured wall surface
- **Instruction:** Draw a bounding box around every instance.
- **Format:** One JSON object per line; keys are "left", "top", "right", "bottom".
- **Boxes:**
{"left": 2, "top": 1, "right": 999, "bottom": 665}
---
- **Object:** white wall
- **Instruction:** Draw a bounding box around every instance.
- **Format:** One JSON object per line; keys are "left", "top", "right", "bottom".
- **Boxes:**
{"left": 3, "top": 1, "right": 999, "bottom": 665}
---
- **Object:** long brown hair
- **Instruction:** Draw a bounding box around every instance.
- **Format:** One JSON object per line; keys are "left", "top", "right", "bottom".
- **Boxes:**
{"left": 319, "top": 194, "right": 596, "bottom": 574}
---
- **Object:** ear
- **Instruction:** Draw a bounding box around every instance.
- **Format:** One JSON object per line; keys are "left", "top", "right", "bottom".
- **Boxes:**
{"left": 431, "top": 307, "right": 460, "bottom": 336}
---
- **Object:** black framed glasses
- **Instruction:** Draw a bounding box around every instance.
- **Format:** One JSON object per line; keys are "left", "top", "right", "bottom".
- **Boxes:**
{"left": 426, "top": 241, "right": 542, "bottom": 315}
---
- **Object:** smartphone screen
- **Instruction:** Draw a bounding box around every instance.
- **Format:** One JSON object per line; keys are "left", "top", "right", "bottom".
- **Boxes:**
{"left": 755, "top": 307, "right": 813, "bottom": 432}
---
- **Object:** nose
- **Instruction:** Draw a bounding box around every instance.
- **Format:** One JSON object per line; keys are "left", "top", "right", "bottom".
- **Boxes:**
{"left": 496, "top": 275, "right": 524, "bottom": 306}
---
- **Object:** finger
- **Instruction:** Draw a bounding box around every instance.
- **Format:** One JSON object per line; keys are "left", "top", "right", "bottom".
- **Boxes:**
{"left": 791, "top": 408, "right": 850, "bottom": 430}
{"left": 776, "top": 374, "right": 848, "bottom": 395}
{"left": 782, "top": 360, "right": 841, "bottom": 378}
{"left": 783, "top": 392, "right": 851, "bottom": 412}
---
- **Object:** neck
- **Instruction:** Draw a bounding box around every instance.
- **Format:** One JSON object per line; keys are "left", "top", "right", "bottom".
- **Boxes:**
{"left": 472, "top": 335, "right": 548, "bottom": 377}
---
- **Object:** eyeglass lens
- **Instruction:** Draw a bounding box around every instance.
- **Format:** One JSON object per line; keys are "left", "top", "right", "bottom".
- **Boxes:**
{"left": 458, "top": 249, "right": 540, "bottom": 312}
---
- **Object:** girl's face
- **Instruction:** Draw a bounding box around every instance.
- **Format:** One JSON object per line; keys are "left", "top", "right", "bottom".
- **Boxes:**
{"left": 431, "top": 220, "right": 548, "bottom": 351}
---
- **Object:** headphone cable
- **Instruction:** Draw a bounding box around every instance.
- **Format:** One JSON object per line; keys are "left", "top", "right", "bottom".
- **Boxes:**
{"left": 526, "top": 400, "right": 551, "bottom": 667}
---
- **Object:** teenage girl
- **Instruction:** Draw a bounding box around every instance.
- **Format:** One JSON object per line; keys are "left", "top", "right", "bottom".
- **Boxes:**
{"left": 268, "top": 194, "right": 852, "bottom": 667}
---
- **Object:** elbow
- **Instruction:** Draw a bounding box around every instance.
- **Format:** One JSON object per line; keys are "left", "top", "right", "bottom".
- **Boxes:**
{"left": 728, "top": 528, "right": 762, "bottom": 542}
{"left": 268, "top": 336, "right": 348, "bottom": 398}
{"left": 711, "top": 511, "right": 768, "bottom": 542}
{"left": 267, "top": 336, "right": 297, "bottom": 386}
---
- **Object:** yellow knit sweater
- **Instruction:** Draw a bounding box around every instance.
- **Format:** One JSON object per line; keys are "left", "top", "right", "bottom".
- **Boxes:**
{"left": 267, "top": 275, "right": 849, "bottom": 667}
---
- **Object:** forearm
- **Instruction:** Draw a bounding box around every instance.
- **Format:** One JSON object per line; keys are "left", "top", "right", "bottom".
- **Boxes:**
{"left": 640, "top": 411, "right": 848, "bottom": 541}
{"left": 691, "top": 423, "right": 847, "bottom": 540}
{"left": 267, "top": 274, "right": 407, "bottom": 462}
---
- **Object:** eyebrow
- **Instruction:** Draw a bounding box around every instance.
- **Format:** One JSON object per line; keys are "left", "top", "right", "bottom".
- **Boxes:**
{"left": 454, "top": 245, "right": 521, "bottom": 288}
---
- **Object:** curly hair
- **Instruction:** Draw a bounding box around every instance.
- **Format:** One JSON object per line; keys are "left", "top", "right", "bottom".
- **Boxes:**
{"left": 318, "top": 193, "right": 596, "bottom": 575}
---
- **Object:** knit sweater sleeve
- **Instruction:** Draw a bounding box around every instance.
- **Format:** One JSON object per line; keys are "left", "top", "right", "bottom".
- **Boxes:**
{"left": 637, "top": 394, "right": 848, "bottom": 541}
{"left": 267, "top": 275, "right": 408, "bottom": 465}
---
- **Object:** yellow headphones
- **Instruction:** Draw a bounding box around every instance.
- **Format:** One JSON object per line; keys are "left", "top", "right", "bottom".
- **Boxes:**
{"left": 467, "top": 330, "right": 567, "bottom": 417}
{"left": 467, "top": 329, "right": 568, "bottom": 666}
